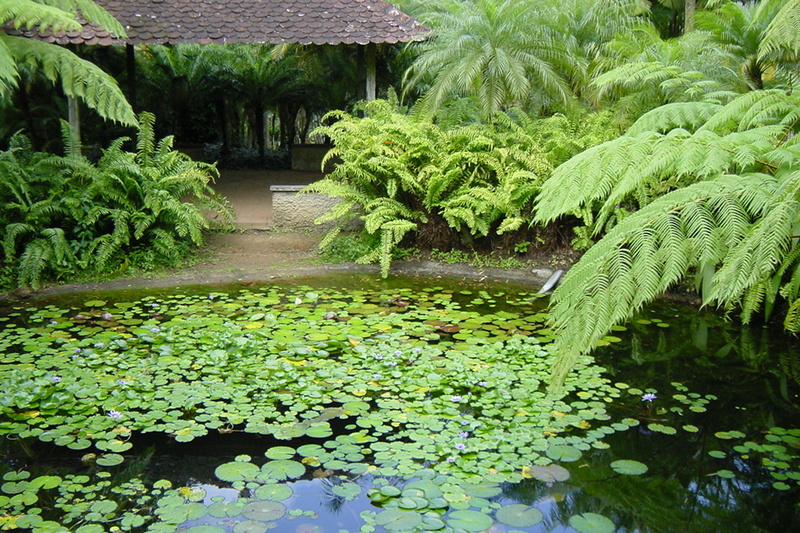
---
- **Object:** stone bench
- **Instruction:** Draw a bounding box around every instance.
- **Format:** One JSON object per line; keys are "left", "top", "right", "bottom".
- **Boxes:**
{"left": 270, "top": 185, "right": 341, "bottom": 229}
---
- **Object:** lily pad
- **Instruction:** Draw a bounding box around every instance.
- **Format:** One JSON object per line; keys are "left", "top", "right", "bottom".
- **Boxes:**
{"left": 232, "top": 521, "right": 270, "bottom": 533}
{"left": 546, "top": 445, "right": 582, "bottom": 462}
{"left": 375, "top": 508, "right": 423, "bottom": 531}
{"left": 447, "top": 510, "right": 494, "bottom": 532}
{"left": 496, "top": 504, "right": 544, "bottom": 528}
{"left": 215, "top": 461, "right": 260, "bottom": 482}
{"left": 569, "top": 512, "right": 615, "bottom": 533}
{"left": 260, "top": 460, "right": 305, "bottom": 481}
{"left": 610, "top": 459, "right": 648, "bottom": 476}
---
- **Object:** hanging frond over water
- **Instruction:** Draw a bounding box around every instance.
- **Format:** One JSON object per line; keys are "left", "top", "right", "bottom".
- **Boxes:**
{"left": 539, "top": 90, "right": 800, "bottom": 389}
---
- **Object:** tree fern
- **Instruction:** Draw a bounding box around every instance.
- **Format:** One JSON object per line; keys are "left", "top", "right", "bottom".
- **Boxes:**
{"left": 1, "top": 0, "right": 134, "bottom": 125}
{"left": 543, "top": 89, "right": 800, "bottom": 389}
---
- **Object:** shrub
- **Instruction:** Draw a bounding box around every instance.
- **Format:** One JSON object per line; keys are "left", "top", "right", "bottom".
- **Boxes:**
{"left": 0, "top": 113, "right": 234, "bottom": 290}
{"left": 304, "top": 99, "right": 554, "bottom": 276}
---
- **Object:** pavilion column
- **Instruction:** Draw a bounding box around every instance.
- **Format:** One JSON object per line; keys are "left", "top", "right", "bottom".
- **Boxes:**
{"left": 126, "top": 44, "right": 138, "bottom": 112}
{"left": 365, "top": 42, "right": 376, "bottom": 101}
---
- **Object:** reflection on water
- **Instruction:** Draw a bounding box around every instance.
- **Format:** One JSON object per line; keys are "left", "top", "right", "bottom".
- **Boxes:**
{"left": 2, "top": 278, "right": 798, "bottom": 532}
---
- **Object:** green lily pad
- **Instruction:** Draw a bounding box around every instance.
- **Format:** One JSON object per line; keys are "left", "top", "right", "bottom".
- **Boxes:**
{"left": 496, "top": 504, "right": 544, "bottom": 527}
{"left": 569, "top": 512, "right": 615, "bottom": 533}
{"left": 260, "top": 460, "right": 305, "bottom": 481}
{"left": 447, "top": 510, "right": 494, "bottom": 532}
{"left": 610, "top": 459, "right": 648, "bottom": 476}
{"left": 253, "top": 484, "right": 293, "bottom": 502}
{"left": 524, "top": 464, "right": 570, "bottom": 484}
{"left": 375, "top": 508, "right": 423, "bottom": 531}
{"left": 265, "top": 446, "right": 296, "bottom": 460}
{"left": 546, "top": 445, "right": 582, "bottom": 462}
{"left": 215, "top": 461, "right": 260, "bottom": 482}
{"left": 95, "top": 453, "right": 124, "bottom": 467}
{"left": 184, "top": 527, "right": 226, "bottom": 533}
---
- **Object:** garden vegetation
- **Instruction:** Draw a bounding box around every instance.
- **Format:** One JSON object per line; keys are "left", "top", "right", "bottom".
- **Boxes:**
{"left": 1, "top": 0, "right": 799, "bottom": 384}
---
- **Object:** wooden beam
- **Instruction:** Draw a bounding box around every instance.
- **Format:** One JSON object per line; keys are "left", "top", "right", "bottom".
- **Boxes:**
{"left": 365, "top": 42, "right": 376, "bottom": 101}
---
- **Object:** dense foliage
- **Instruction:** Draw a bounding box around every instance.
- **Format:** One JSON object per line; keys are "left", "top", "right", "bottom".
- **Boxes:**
{"left": 306, "top": 99, "right": 618, "bottom": 276}
{"left": 0, "top": 113, "right": 233, "bottom": 290}
{"left": 0, "top": 0, "right": 135, "bottom": 127}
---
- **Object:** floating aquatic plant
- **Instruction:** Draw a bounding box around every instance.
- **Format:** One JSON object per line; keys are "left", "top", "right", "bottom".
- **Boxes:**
{"left": 0, "top": 283, "right": 794, "bottom": 532}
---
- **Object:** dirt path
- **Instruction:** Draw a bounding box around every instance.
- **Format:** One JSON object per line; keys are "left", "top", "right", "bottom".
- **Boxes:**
{"left": 25, "top": 230, "right": 562, "bottom": 298}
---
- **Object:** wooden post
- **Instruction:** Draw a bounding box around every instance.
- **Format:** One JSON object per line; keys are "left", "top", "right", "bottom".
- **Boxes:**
{"left": 126, "top": 44, "right": 138, "bottom": 112}
{"left": 365, "top": 42, "right": 377, "bottom": 101}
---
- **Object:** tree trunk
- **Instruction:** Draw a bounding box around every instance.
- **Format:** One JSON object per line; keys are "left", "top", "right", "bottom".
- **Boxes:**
{"left": 684, "top": 0, "right": 695, "bottom": 34}
{"left": 255, "top": 105, "right": 266, "bottom": 162}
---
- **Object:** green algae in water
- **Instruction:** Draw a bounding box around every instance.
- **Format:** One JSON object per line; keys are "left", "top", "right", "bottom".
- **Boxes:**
{"left": 1, "top": 279, "right": 798, "bottom": 532}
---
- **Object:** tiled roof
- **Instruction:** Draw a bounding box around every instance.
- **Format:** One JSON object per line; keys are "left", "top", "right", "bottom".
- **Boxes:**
{"left": 6, "top": 0, "right": 429, "bottom": 46}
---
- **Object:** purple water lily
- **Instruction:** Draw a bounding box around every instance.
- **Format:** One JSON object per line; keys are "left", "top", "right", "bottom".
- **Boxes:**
{"left": 642, "top": 392, "right": 657, "bottom": 402}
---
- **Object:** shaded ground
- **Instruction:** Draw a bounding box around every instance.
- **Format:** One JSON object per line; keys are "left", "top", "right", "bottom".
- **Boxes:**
{"left": 28, "top": 229, "right": 564, "bottom": 298}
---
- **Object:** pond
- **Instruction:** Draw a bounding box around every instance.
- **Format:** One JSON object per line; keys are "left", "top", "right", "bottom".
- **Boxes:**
{"left": 0, "top": 274, "right": 798, "bottom": 533}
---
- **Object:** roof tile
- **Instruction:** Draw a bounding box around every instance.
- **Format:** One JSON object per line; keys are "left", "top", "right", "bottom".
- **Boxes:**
{"left": 5, "top": 0, "right": 430, "bottom": 46}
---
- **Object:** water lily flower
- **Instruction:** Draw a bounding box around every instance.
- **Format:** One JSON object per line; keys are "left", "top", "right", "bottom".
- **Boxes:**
{"left": 374, "top": 354, "right": 383, "bottom": 359}
{"left": 642, "top": 393, "right": 657, "bottom": 402}
{"left": 478, "top": 381, "right": 488, "bottom": 387}
{"left": 117, "top": 380, "right": 128, "bottom": 386}
{"left": 150, "top": 327, "right": 160, "bottom": 333}
{"left": 387, "top": 361, "right": 397, "bottom": 366}
{"left": 458, "top": 432, "right": 469, "bottom": 438}
{"left": 460, "top": 420, "right": 470, "bottom": 426}
{"left": 50, "top": 320, "right": 58, "bottom": 325}
{"left": 394, "top": 350, "right": 402, "bottom": 356}
{"left": 451, "top": 396, "right": 462, "bottom": 402}
{"left": 108, "top": 410, "right": 122, "bottom": 419}
{"left": 373, "top": 374, "right": 382, "bottom": 380}
{"left": 94, "top": 342, "right": 105, "bottom": 348}
{"left": 51, "top": 376, "right": 61, "bottom": 383}
{"left": 101, "top": 313, "right": 114, "bottom": 321}
{"left": 455, "top": 442, "right": 466, "bottom": 450}
{"left": 150, "top": 302, "right": 159, "bottom": 307}
{"left": 294, "top": 297, "right": 302, "bottom": 305}
{"left": 446, "top": 456, "right": 457, "bottom": 463}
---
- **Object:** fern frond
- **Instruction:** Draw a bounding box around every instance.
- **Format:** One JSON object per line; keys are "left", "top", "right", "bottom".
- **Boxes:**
{"left": 626, "top": 101, "right": 723, "bottom": 135}
{"left": 548, "top": 174, "right": 772, "bottom": 389}
{"left": 1, "top": 0, "right": 81, "bottom": 33}
{"left": 9, "top": 36, "right": 136, "bottom": 125}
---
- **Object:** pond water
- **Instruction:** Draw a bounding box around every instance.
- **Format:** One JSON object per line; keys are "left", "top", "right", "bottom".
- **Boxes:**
{"left": 0, "top": 274, "right": 798, "bottom": 533}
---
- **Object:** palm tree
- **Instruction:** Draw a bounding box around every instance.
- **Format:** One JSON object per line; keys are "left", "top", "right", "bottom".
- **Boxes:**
{"left": 696, "top": 0, "right": 786, "bottom": 90}
{"left": 1, "top": 0, "right": 136, "bottom": 126}
{"left": 403, "top": 0, "right": 574, "bottom": 119}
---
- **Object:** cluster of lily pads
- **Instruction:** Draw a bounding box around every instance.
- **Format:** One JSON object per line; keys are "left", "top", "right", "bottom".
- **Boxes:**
{"left": 0, "top": 283, "right": 795, "bottom": 532}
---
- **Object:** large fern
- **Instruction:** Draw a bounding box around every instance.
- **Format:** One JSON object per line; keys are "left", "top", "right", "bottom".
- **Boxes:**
{"left": 306, "top": 99, "right": 554, "bottom": 276}
{"left": 1, "top": 0, "right": 135, "bottom": 125}
{"left": 538, "top": 89, "right": 800, "bottom": 389}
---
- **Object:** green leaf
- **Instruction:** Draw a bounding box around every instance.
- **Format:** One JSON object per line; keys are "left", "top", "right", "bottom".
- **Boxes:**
{"left": 610, "top": 459, "right": 648, "bottom": 476}
{"left": 546, "top": 445, "right": 582, "bottom": 462}
{"left": 446, "top": 510, "right": 494, "bottom": 532}
{"left": 569, "top": 512, "right": 616, "bottom": 533}
{"left": 259, "top": 460, "right": 305, "bottom": 481}
{"left": 496, "top": 504, "right": 544, "bottom": 527}
{"left": 375, "top": 508, "right": 423, "bottom": 531}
